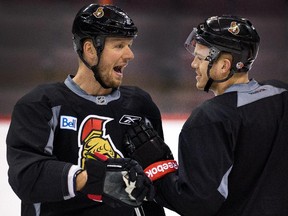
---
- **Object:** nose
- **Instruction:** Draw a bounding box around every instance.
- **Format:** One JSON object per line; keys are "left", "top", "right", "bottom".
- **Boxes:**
{"left": 123, "top": 46, "right": 134, "bottom": 61}
{"left": 191, "top": 57, "right": 197, "bottom": 69}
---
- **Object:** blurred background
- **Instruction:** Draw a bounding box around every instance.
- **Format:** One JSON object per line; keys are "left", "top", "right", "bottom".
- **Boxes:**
{"left": 1, "top": 0, "right": 287, "bottom": 117}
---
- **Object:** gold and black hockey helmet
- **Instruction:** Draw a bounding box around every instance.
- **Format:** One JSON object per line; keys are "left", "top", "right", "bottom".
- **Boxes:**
{"left": 185, "top": 15, "right": 260, "bottom": 73}
{"left": 72, "top": 4, "right": 138, "bottom": 55}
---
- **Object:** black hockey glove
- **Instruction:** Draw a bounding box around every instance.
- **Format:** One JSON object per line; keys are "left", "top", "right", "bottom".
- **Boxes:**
{"left": 124, "top": 120, "right": 178, "bottom": 181}
{"left": 81, "top": 152, "right": 155, "bottom": 207}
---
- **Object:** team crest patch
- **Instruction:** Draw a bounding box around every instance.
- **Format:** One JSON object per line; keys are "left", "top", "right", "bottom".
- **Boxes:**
{"left": 228, "top": 21, "right": 240, "bottom": 35}
{"left": 93, "top": 7, "right": 104, "bottom": 18}
{"left": 78, "top": 115, "right": 123, "bottom": 168}
{"left": 119, "top": 115, "right": 142, "bottom": 125}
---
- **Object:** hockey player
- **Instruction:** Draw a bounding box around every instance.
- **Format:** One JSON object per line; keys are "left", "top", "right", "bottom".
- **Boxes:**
{"left": 6, "top": 4, "right": 165, "bottom": 216}
{"left": 124, "top": 15, "right": 288, "bottom": 215}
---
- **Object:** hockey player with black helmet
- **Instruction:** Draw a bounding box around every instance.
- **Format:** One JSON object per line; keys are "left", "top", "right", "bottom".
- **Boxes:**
{"left": 184, "top": 15, "right": 260, "bottom": 94}
{"left": 6, "top": 4, "right": 165, "bottom": 216}
{"left": 124, "top": 15, "right": 288, "bottom": 215}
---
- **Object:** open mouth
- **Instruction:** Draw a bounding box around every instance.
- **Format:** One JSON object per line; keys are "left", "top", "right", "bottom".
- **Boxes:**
{"left": 113, "top": 66, "right": 123, "bottom": 74}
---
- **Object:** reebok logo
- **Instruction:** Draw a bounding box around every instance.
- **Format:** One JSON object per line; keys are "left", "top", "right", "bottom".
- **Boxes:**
{"left": 144, "top": 160, "right": 178, "bottom": 181}
{"left": 119, "top": 115, "right": 142, "bottom": 125}
{"left": 60, "top": 115, "right": 77, "bottom": 131}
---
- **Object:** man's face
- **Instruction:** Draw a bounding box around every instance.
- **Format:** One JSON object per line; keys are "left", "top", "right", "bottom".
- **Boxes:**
{"left": 190, "top": 43, "right": 235, "bottom": 94}
{"left": 96, "top": 37, "right": 134, "bottom": 88}
{"left": 190, "top": 43, "right": 211, "bottom": 90}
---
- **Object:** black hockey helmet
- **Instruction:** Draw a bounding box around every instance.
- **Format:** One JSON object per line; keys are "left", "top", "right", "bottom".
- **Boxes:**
{"left": 72, "top": 4, "right": 138, "bottom": 55}
{"left": 185, "top": 15, "right": 260, "bottom": 73}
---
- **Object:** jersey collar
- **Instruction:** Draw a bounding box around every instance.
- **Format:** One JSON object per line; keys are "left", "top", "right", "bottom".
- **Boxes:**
{"left": 64, "top": 75, "right": 120, "bottom": 105}
{"left": 224, "top": 79, "right": 260, "bottom": 94}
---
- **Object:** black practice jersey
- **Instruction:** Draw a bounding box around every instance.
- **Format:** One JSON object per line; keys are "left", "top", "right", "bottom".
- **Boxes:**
{"left": 155, "top": 79, "right": 288, "bottom": 216}
{"left": 6, "top": 75, "right": 165, "bottom": 216}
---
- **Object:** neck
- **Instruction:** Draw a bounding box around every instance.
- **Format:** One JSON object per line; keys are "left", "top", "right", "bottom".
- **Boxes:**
{"left": 212, "top": 72, "right": 249, "bottom": 96}
{"left": 73, "top": 68, "right": 112, "bottom": 96}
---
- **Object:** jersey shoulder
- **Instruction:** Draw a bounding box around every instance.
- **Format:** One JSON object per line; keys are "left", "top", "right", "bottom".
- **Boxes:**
{"left": 119, "top": 85, "right": 161, "bottom": 118}
{"left": 197, "top": 92, "right": 237, "bottom": 115}
{"left": 185, "top": 92, "right": 238, "bottom": 128}
{"left": 17, "top": 82, "right": 67, "bottom": 105}
{"left": 120, "top": 85, "right": 152, "bottom": 99}
{"left": 119, "top": 85, "right": 156, "bottom": 107}
{"left": 260, "top": 79, "right": 288, "bottom": 90}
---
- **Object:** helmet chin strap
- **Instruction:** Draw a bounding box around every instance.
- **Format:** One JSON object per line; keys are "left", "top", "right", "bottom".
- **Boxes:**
{"left": 204, "top": 62, "right": 235, "bottom": 92}
{"left": 204, "top": 63, "right": 214, "bottom": 92}
{"left": 77, "top": 50, "right": 111, "bottom": 89}
{"left": 90, "top": 65, "right": 111, "bottom": 89}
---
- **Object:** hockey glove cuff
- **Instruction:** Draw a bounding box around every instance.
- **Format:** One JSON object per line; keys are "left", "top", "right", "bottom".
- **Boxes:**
{"left": 144, "top": 159, "right": 178, "bottom": 181}
{"left": 124, "top": 120, "right": 178, "bottom": 181}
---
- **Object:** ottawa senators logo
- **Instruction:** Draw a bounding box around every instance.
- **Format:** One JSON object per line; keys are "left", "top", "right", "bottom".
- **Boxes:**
{"left": 78, "top": 115, "right": 123, "bottom": 168}
{"left": 93, "top": 7, "right": 104, "bottom": 18}
{"left": 228, "top": 21, "right": 240, "bottom": 35}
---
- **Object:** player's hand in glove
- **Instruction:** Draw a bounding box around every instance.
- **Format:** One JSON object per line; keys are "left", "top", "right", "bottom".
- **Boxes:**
{"left": 124, "top": 120, "right": 178, "bottom": 181}
{"left": 80, "top": 152, "right": 155, "bottom": 207}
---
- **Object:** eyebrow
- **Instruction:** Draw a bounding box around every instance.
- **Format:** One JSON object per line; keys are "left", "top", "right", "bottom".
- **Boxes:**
{"left": 194, "top": 51, "right": 206, "bottom": 59}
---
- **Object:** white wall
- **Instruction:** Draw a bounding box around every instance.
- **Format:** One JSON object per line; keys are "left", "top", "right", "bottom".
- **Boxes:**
{"left": 0, "top": 120, "right": 184, "bottom": 215}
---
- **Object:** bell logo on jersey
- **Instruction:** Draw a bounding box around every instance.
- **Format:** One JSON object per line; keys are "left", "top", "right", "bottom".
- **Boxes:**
{"left": 60, "top": 116, "right": 77, "bottom": 131}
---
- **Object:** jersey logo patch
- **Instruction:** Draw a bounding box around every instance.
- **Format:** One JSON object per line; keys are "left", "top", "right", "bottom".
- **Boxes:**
{"left": 95, "top": 96, "right": 106, "bottom": 105}
{"left": 78, "top": 115, "right": 123, "bottom": 168}
{"left": 119, "top": 115, "right": 142, "bottom": 125}
{"left": 60, "top": 116, "right": 77, "bottom": 131}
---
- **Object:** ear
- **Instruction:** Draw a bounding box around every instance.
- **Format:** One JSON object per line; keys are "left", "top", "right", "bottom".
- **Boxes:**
{"left": 82, "top": 40, "right": 97, "bottom": 58}
{"left": 220, "top": 58, "right": 232, "bottom": 73}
